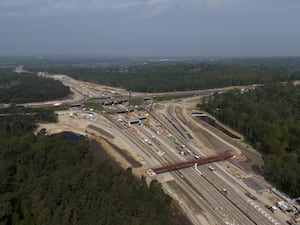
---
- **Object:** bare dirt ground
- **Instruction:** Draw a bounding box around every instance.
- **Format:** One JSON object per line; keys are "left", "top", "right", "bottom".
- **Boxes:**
{"left": 172, "top": 97, "right": 295, "bottom": 223}
{"left": 165, "top": 180, "right": 205, "bottom": 225}
{"left": 36, "top": 110, "right": 193, "bottom": 225}
{"left": 32, "top": 70, "right": 294, "bottom": 224}
{"left": 36, "top": 110, "right": 145, "bottom": 177}
{"left": 163, "top": 180, "right": 213, "bottom": 225}
{"left": 166, "top": 180, "right": 203, "bottom": 214}
{"left": 175, "top": 96, "right": 264, "bottom": 174}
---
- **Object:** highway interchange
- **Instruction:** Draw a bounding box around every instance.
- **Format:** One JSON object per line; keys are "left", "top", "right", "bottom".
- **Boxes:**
{"left": 29, "top": 72, "right": 292, "bottom": 225}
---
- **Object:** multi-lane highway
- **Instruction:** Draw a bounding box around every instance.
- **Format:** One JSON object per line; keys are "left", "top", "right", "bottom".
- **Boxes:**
{"left": 137, "top": 101, "right": 280, "bottom": 225}
{"left": 30, "top": 70, "right": 288, "bottom": 225}
{"left": 76, "top": 93, "right": 278, "bottom": 225}
{"left": 115, "top": 108, "right": 248, "bottom": 224}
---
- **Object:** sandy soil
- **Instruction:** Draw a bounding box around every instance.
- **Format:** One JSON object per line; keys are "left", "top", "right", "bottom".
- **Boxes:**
{"left": 163, "top": 180, "right": 214, "bottom": 225}
{"left": 36, "top": 110, "right": 145, "bottom": 178}
{"left": 175, "top": 96, "right": 264, "bottom": 173}
{"left": 36, "top": 110, "right": 193, "bottom": 224}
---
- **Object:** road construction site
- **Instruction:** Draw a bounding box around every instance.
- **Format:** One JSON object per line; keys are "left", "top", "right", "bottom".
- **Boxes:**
{"left": 36, "top": 72, "right": 300, "bottom": 225}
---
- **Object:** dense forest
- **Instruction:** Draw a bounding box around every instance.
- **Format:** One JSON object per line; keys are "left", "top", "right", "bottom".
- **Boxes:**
{"left": 200, "top": 83, "right": 300, "bottom": 197}
{"left": 0, "top": 68, "right": 70, "bottom": 103}
{"left": 26, "top": 64, "right": 300, "bottom": 92}
{"left": 0, "top": 108, "right": 180, "bottom": 225}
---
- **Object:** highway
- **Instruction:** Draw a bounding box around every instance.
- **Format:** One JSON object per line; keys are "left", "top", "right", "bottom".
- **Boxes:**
{"left": 125, "top": 115, "right": 248, "bottom": 224}
{"left": 21, "top": 71, "right": 259, "bottom": 110}
{"left": 76, "top": 101, "right": 283, "bottom": 225}
{"left": 148, "top": 130, "right": 255, "bottom": 225}
{"left": 102, "top": 114, "right": 218, "bottom": 224}
{"left": 28, "top": 69, "right": 288, "bottom": 225}
{"left": 200, "top": 166, "right": 281, "bottom": 225}
{"left": 78, "top": 106, "right": 280, "bottom": 225}
{"left": 100, "top": 114, "right": 160, "bottom": 169}
{"left": 171, "top": 104, "right": 284, "bottom": 225}
{"left": 128, "top": 120, "right": 228, "bottom": 224}
{"left": 139, "top": 102, "right": 277, "bottom": 225}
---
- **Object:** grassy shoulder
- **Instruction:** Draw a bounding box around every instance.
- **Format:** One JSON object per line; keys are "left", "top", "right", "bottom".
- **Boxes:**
{"left": 43, "top": 105, "right": 69, "bottom": 111}
{"left": 155, "top": 94, "right": 195, "bottom": 101}
{"left": 129, "top": 97, "right": 144, "bottom": 106}
{"left": 83, "top": 102, "right": 105, "bottom": 111}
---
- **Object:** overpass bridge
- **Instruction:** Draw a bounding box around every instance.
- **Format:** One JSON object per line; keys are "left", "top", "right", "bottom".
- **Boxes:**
{"left": 149, "top": 151, "right": 233, "bottom": 175}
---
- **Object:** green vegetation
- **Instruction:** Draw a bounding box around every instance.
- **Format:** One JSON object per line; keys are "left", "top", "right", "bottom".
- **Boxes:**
{"left": 27, "top": 64, "right": 300, "bottom": 92}
{"left": 0, "top": 108, "right": 181, "bottom": 225}
{"left": 43, "top": 105, "right": 69, "bottom": 111}
{"left": 0, "top": 105, "right": 58, "bottom": 124}
{"left": 155, "top": 94, "right": 195, "bottom": 101}
{"left": 0, "top": 68, "right": 70, "bottom": 103}
{"left": 200, "top": 83, "right": 300, "bottom": 197}
{"left": 130, "top": 97, "right": 144, "bottom": 106}
{"left": 83, "top": 102, "right": 105, "bottom": 111}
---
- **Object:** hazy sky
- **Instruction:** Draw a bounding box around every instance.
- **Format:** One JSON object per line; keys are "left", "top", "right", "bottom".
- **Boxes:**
{"left": 1, "top": 0, "right": 299, "bottom": 57}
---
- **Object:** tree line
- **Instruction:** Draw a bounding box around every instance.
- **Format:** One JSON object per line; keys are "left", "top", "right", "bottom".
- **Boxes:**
{"left": 26, "top": 63, "right": 300, "bottom": 92}
{"left": 0, "top": 68, "right": 70, "bottom": 104}
{"left": 200, "top": 83, "right": 300, "bottom": 197}
{"left": 0, "top": 107, "right": 183, "bottom": 225}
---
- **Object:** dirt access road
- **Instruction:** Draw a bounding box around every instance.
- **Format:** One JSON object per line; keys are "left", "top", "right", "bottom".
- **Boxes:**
{"left": 173, "top": 96, "right": 264, "bottom": 173}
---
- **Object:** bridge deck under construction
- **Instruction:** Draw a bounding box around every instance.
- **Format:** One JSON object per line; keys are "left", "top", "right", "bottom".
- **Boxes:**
{"left": 150, "top": 152, "right": 233, "bottom": 174}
